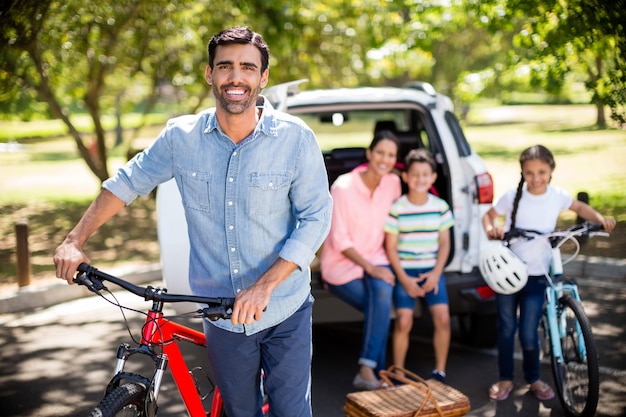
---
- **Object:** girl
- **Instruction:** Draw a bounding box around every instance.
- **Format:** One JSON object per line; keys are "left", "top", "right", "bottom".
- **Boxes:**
{"left": 482, "top": 144, "right": 616, "bottom": 401}
{"left": 321, "top": 130, "right": 401, "bottom": 390}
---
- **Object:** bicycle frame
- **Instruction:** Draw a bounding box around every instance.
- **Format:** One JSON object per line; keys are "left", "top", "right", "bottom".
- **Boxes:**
{"left": 111, "top": 303, "right": 227, "bottom": 417}
{"left": 503, "top": 224, "right": 604, "bottom": 417}
{"left": 543, "top": 272, "right": 587, "bottom": 366}
{"left": 75, "top": 263, "right": 271, "bottom": 416}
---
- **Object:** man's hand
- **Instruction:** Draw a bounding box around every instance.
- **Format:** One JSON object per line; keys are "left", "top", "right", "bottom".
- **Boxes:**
{"left": 52, "top": 189, "right": 125, "bottom": 284}
{"left": 231, "top": 282, "right": 271, "bottom": 325}
{"left": 229, "top": 258, "right": 297, "bottom": 325}
{"left": 53, "top": 241, "right": 90, "bottom": 284}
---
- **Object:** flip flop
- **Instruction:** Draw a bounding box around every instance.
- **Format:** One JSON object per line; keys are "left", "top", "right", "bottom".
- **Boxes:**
{"left": 489, "top": 381, "right": 513, "bottom": 400}
{"left": 529, "top": 381, "right": 555, "bottom": 400}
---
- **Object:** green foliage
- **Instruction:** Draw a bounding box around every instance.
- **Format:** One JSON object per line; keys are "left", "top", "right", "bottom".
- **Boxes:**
{"left": 1, "top": 0, "right": 625, "bottom": 187}
{"left": 469, "top": 0, "right": 626, "bottom": 126}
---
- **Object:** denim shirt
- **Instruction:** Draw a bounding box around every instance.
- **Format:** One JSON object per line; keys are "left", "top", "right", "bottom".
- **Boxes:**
{"left": 103, "top": 97, "right": 332, "bottom": 335}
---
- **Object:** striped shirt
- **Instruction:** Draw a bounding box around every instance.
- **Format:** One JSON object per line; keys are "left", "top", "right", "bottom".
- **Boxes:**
{"left": 384, "top": 194, "right": 455, "bottom": 269}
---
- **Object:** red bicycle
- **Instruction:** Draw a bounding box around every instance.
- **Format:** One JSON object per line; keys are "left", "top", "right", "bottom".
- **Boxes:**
{"left": 73, "top": 263, "right": 269, "bottom": 417}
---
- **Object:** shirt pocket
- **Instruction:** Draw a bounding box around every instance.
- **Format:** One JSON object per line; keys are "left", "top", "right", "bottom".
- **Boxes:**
{"left": 179, "top": 169, "right": 212, "bottom": 213}
{"left": 249, "top": 171, "right": 291, "bottom": 216}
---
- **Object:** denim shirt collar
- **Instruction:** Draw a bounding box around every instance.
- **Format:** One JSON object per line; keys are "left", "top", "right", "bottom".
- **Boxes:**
{"left": 204, "top": 95, "right": 279, "bottom": 140}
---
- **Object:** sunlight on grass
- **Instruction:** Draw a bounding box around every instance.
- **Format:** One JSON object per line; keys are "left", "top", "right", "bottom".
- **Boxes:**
{"left": 464, "top": 106, "right": 626, "bottom": 219}
{"left": 0, "top": 137, "right": 128, "bottom": 204}
{"left": 0, "top": 113, "right": 170, "bottom": 141}
{"left": 1, "top": 105, "right": 624, "bottom": 218}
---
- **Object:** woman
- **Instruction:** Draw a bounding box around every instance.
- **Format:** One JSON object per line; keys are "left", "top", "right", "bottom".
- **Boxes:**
{"left": 321, "top": 130, "right": 401, "bottom": 390}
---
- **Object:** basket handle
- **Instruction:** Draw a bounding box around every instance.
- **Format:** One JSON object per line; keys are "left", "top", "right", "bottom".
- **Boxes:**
{"left": 378, "top": 366, "right": 444, "bottom": 417}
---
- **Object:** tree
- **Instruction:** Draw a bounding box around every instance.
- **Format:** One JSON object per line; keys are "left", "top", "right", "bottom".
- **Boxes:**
{"left": 0, "top": 0, "right": 235, "bottom": 182}
{"left": 471, "top": 0, "right": 626, "bottom": 127}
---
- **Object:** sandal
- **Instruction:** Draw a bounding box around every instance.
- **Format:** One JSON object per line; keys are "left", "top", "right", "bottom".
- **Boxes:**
{"left": 529, "top": 380, "right": 555, "bottom": 400}
{"left": 489, "top": 381, "right": 513, "bottom": 400}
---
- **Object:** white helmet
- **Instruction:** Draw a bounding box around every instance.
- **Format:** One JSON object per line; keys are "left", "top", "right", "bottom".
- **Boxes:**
{"left": 479, "top": 244, "right": 528, "bottom": 295}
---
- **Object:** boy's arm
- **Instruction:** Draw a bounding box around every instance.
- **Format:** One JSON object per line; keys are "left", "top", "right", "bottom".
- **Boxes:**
{"left": 433, "top": 228, "right": 451, "bottom": 276}
{"left": 419, "top": 228, "right": 451, "bottom": 294}
{"left": 385, "top": 232, "right": 423, "bottom": 296}
{"left": 54, "top": 189, "right": 126, "bottom": 283}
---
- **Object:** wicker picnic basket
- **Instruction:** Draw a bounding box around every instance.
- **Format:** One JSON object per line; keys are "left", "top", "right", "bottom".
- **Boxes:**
{"left": 344, "top": 366, "right": 470, "bottom": 417}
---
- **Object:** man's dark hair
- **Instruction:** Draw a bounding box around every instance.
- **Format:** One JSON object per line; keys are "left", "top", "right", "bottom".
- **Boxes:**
{"left": 207, "top": 26, "right": 270, "bottom": 73}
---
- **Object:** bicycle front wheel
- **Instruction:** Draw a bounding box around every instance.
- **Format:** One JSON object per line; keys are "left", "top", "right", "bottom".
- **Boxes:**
{"left": 89, "top": 383, "right": 148, "bottom": 417}
{"left": 550, "top": 294, "right": 599, "bottom": 417}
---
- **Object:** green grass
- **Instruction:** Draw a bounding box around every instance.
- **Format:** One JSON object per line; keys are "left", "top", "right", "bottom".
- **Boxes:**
{"left": 0, "top": 113, "right": 169, "bottom": 141}
{"left": 464, "top": 105, "right": 626, "bottom": 219}
{"left": 0, "top": 104, "right": 624, "bottom": 288}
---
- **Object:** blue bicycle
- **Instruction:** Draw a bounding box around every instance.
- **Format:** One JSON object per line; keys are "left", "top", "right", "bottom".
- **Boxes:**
{"left": 504, "top": 223, "right": 607, "bottom": 417}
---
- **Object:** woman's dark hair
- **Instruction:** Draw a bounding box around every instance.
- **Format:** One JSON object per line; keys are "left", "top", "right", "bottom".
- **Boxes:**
{"left": 207, "top": 26, "right": 270, "bottom": 73}
{"left": 369, "top": 129, "right": 399, "bottom": 151}
{"left": 405, "top": 148, "right": 436, "bottom": 172}
{"left": 510, "top": 144, "right": 556, "bottom": 230}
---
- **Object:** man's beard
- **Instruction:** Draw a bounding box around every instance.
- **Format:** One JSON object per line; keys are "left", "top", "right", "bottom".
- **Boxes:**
{"left": 214, "top": 84, "right": 260, "bottom": 114}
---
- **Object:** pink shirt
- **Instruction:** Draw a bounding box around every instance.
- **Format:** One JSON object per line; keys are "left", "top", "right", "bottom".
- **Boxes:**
{"left": 321, "top": 165, "right": 401, "bottom": 285}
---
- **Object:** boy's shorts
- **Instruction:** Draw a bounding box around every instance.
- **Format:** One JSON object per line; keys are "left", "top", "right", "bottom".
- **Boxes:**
{"left": 393, "top": 268, "right": 449, "bottom": 309}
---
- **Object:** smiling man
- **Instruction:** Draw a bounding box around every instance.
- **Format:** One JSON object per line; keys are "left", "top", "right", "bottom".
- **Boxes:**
{"left": 54, "top": 26, "right": 332, "bottom": 417}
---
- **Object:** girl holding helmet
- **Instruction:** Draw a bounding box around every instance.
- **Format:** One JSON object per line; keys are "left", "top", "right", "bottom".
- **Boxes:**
{"left": 481, "top": 145, "right": 615, "bottom": 401}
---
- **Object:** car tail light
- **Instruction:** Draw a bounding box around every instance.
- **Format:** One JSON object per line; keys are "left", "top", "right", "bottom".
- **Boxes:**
{"left": 475, "top": 172, "right": 494, "bottom": 204}
{"left": 476, "top": 285, "right": 496, "bottom": 300}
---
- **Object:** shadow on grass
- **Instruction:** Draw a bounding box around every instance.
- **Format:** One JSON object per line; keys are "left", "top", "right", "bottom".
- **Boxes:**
{"left": 0, "top": 197, "right": 160, "bottom": 285}
{"left": 473, "top": 141, "right": 607, "bottom": 159}
{"left": 28, "top": 151, "right": 80, "bottom": 162}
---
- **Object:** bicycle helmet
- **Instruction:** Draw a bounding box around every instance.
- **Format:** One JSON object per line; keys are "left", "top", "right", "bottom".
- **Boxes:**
{"left": 479, "top": 244, "right": 528, "bottom": 294}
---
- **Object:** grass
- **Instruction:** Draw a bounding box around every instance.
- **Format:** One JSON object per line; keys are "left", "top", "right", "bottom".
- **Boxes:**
{"left": 0, "top": 104, "right": 624, "bottom": 289}
{"left": 464, "top": 105, "right": 626, "bottom": 219}
{"left": 0, "top": 113, "right": 169, "bottom": 141}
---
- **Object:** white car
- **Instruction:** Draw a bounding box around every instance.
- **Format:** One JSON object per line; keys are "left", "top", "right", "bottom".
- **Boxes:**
{"left": 157, "top": 81, "right": 498, "bottom": 346}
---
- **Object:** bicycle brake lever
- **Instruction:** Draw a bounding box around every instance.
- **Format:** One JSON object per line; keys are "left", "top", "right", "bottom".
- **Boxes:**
{"left": 201, "top": 305, "right": 232, "bottom": 321}
{"left": 73, "top": 272, "right": 106, "bottom": 294}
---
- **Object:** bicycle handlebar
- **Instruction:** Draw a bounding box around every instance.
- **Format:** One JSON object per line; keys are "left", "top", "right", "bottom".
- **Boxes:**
{"left": 74, "top": 263, "right": 235, "bottom": 320}
{"left": 503, "top": 222, "right": 607, "bottom": 243}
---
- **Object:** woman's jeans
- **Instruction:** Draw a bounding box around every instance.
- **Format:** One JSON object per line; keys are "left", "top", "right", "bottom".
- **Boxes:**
{"left": 496, "top": 276, "right": 547, "bottom": 384}
{"left": 326, "top": 269, "right": 393, "bottom": 372}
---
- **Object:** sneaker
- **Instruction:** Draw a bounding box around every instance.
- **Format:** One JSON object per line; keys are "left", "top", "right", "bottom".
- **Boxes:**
{"left": 429, "top": 370, "right": 446, "bottom": 383}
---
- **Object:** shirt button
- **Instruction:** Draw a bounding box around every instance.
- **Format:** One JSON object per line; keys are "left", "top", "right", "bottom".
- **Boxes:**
{"left": 228, "top": 201, "right": 233, "bottom": 206}
{"left": 192, "top": 172, "right": 197, "bottom": 177}
{"left": 233, "top": 269, "right": 239, "bottom": 274}
{"left": 268, "top": 182, "right": 273, "bottom": 187}
{"left": 229, "top": 177, "right": 234, "bottom": 182}
{"left": 230, "top": 247, "right": 236, "bottom": 252}
{"left": 229, "top": 225, "right": 234, "bottom": 230}
{"left": 233, "top": 151, "right": 237, "bottom": 156}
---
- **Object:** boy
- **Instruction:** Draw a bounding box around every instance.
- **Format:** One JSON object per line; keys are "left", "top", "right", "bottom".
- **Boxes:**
{"left": 384, "top": 148, "right": 454, "bottom": 382}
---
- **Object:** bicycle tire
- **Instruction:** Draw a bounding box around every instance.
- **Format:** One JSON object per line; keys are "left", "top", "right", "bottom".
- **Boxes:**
{"left": 88, "top": 383, "right": 148, "bottom": 417}
{"left": 549, "top": 294, "right": 599, "bottom": 417}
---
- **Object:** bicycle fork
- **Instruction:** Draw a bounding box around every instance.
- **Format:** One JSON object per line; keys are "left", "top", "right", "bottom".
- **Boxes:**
{"left": 108, "top": 343, "right": 168, "bottom": 415}
{"left": 544, "top": 284, "right": 588, "bottom": 364}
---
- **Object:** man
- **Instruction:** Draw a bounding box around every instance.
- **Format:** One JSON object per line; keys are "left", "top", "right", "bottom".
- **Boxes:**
{"left": 54, "top": 26, "right": 332, "bottom": 417}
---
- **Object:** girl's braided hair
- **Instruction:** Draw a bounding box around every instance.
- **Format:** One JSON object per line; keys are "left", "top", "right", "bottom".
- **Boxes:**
{"left": 509, "top": 145, "right": 556, "bottom": 230}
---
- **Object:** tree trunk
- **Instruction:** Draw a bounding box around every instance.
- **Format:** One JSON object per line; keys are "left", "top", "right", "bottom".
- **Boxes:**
{"left": 596, "top": 102, "right": 606, "bottom": 129}
{"left": 595, "top": 56, "right": 607, "bottom": 129}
